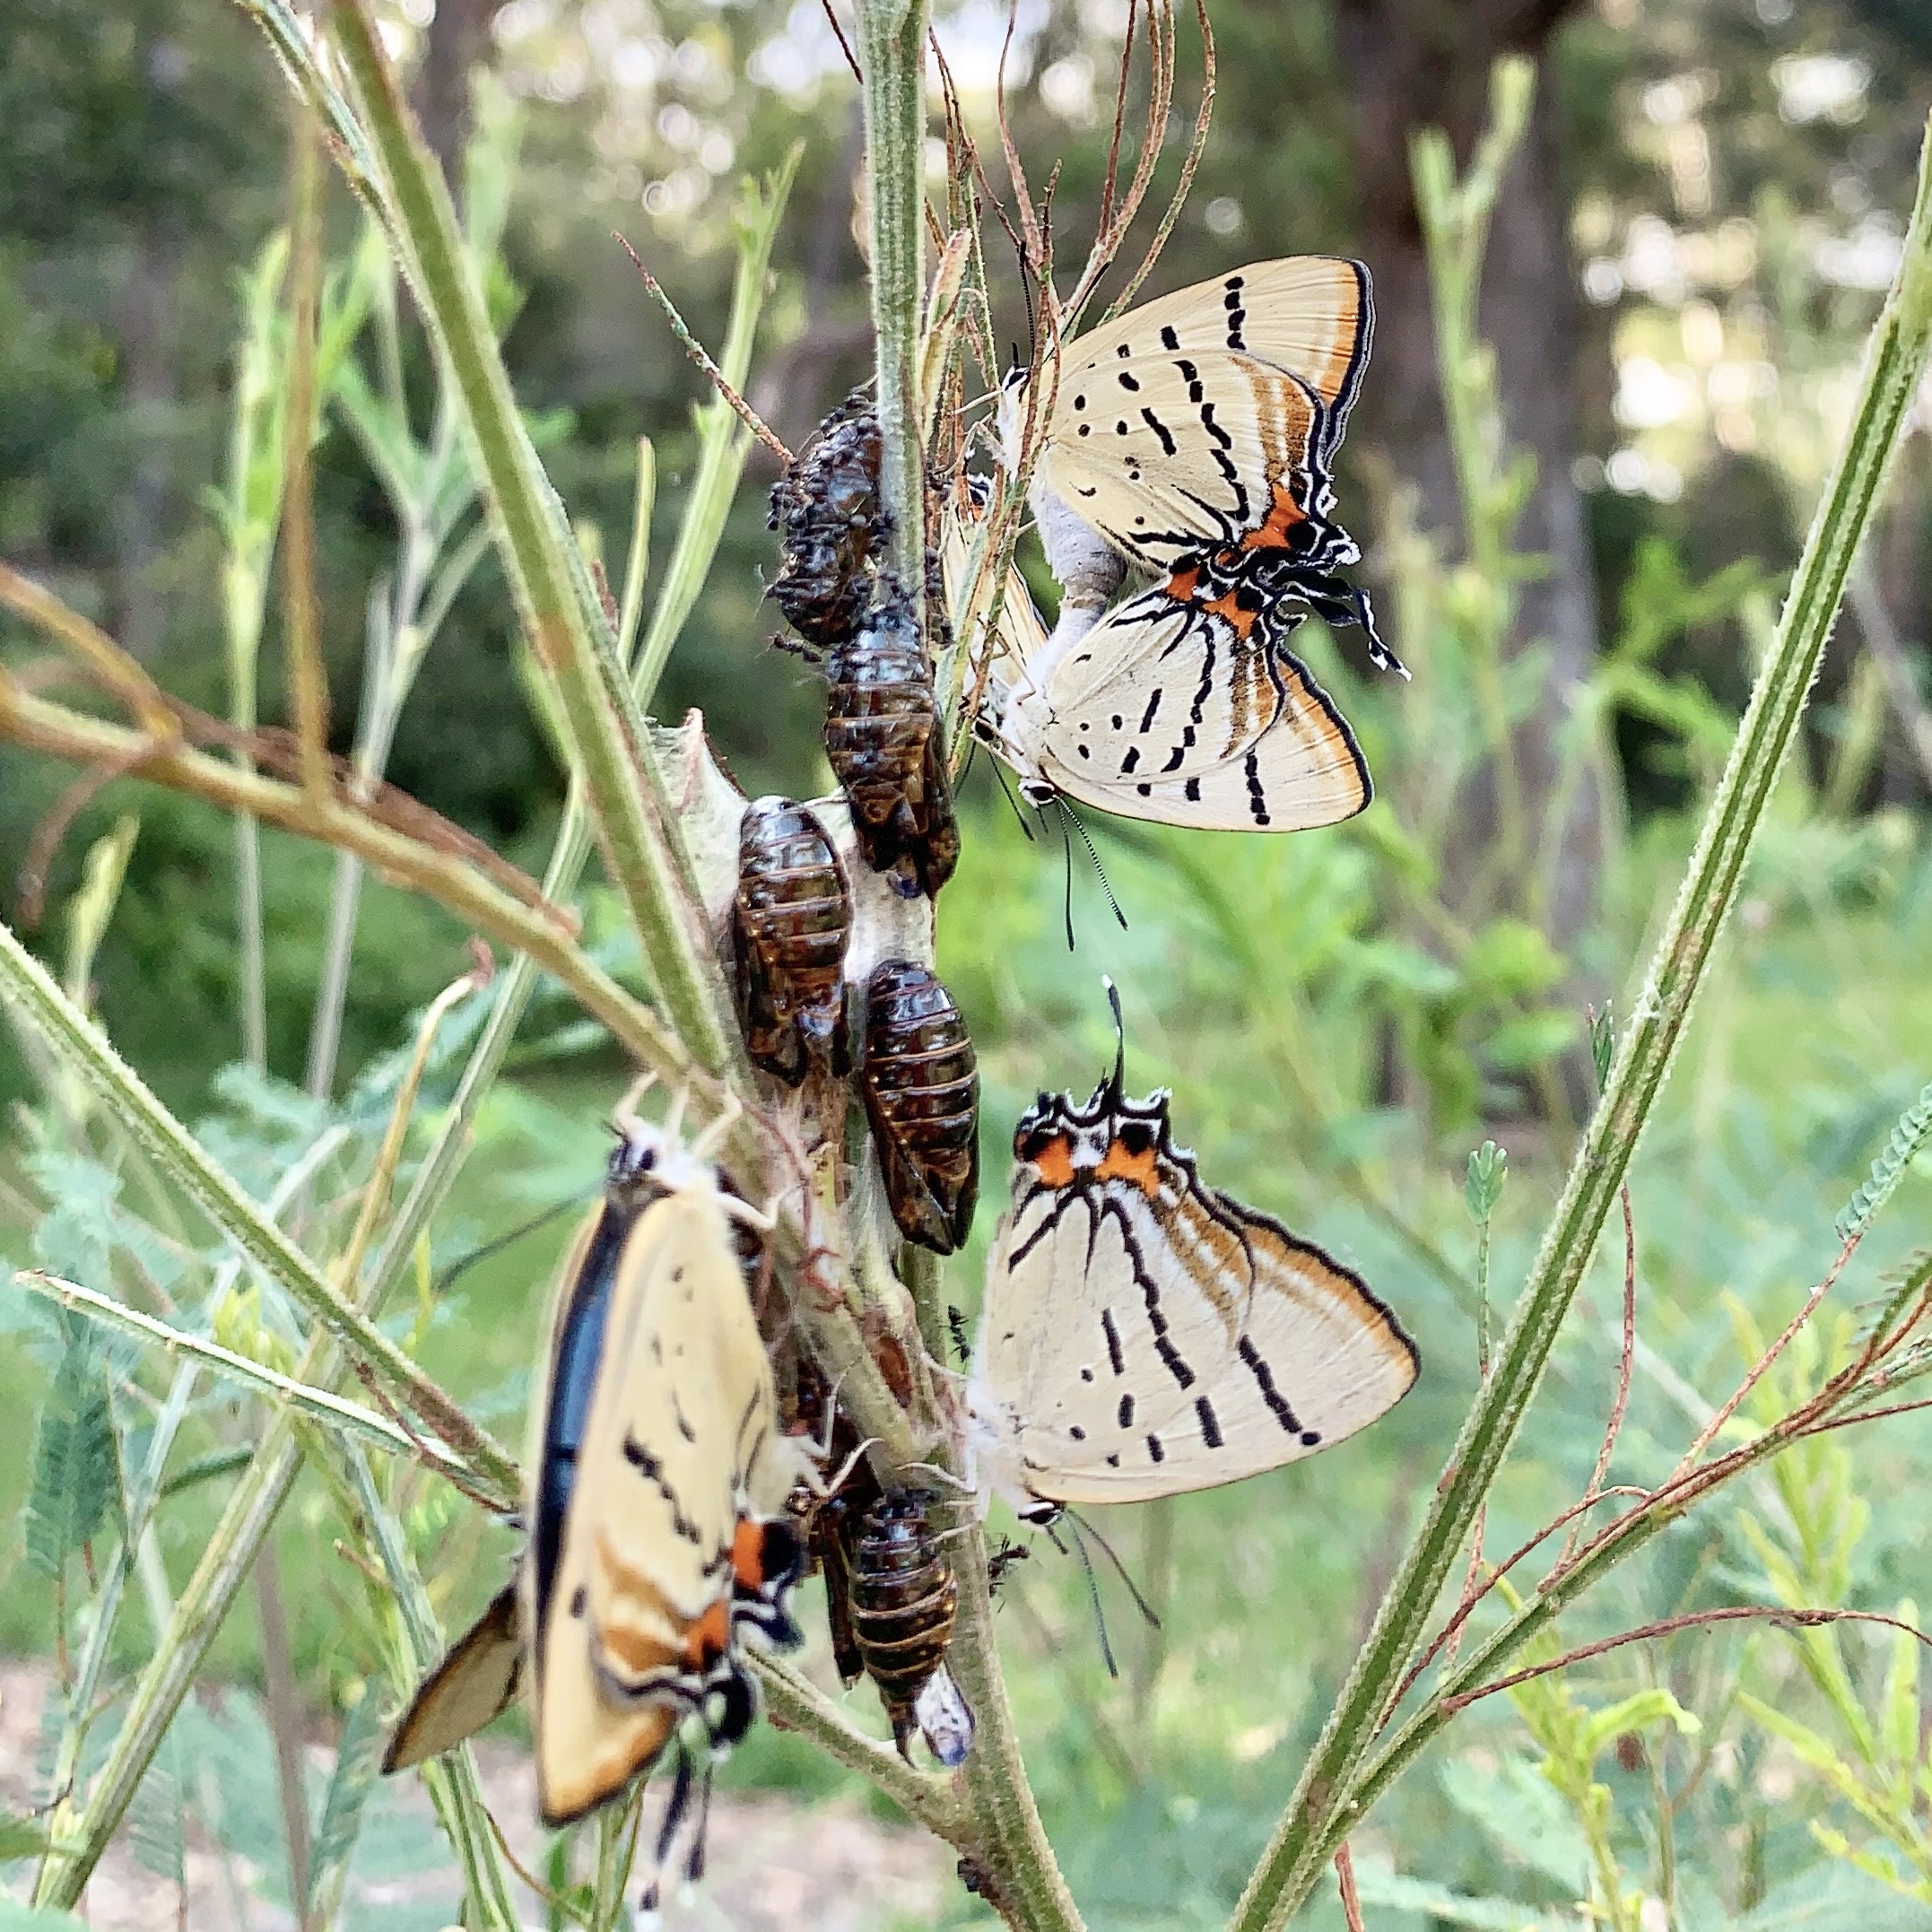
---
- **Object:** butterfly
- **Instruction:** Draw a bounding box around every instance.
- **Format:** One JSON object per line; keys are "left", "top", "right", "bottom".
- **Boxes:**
{"left": 963, "top": 257, "right": 1400, "bottom": 831}
{"left": 965, "top": 986, "right": 1418, "bottom": 1520}
{"left": 945, "top": 492, "right": 1371, "bottom": 836}
{"left": 383, "top": 1108, "right": 808, "bottom": 1827}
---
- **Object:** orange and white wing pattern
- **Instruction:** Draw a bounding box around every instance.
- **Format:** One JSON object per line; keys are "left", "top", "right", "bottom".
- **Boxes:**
{"left": 968, "top": 1009, "right": 1416, "bottom": 1515}
{"left": 1014, "top": 585, "right": 1371, "bottom": 831}
{"left": 1029, "top": 257, "right": 1371, "bottom": 574}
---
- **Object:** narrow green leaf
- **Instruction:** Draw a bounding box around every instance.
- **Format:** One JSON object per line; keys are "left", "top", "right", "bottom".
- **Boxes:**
{"left": 304, "top": 1691, "right": 387, "bottom": 1926}
{"left": 1837, "top": 1079, "right": 1932, "bottom": 1241}
{"left": 26, "top": 1315, "right": 121, "bottom": 1575}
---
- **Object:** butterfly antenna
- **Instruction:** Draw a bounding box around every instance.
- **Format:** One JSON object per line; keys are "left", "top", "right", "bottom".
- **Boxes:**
{"left": 1046, "top": 1515, "right": 1119, "bottom": 1677}
{"left": 431, "top": 1195, "right": 583, "bottom": 1297}
{"left": 1063, "top": 799, "right": 1128, "bottom": 931}
{"left": 1101, "top": 976, "right": 1127, "bottom": 1103}
{"left": 987, "top": 752, "right": 1038, "bottom": 841}
{"left": 1057, "top": 802, "right": 1078, "bottom": 952}
{"left": 1064, "top": 1506, "right": 1162, "bottom": 1632}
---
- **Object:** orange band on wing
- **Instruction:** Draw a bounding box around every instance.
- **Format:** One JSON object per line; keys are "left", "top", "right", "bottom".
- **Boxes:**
{"left": 1025, "top": 1135, "right": 1076, "bottom": 1188}
{"left": 1239, "top": 477, "right": 1310, "bottom": 553}
{"left": 682, "top": 1597, "right": 731, "bottom": 1673}
{"left": 1093, "top": 1138, "right": 1161, "bottom": 1197}
{"left": 731, "top": 1517, "right": 764, "bottom": 1590}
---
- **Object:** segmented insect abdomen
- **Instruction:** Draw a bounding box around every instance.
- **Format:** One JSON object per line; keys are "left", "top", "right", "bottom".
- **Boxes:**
{"left": 824, "top": 583, "right": 960, "bottom": 901}
{"left": 730, "top": 796, "right": 851, "bottom": 1084}
{"left": 767, "top": 394, "right": 886, "bottom": 646}
{"left": 858, "top": 960, "right": 979, "bottom": 1253}
{"left": 849, "top": 1492, "right": 973, "bottom": 1766}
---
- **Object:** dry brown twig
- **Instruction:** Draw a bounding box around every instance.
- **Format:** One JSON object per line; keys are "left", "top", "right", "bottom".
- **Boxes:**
{"left": 615, "top": 233, "right": 793, "bottom": 465}
{"left": 1336, "top": 1841, "right": 1368, "bottom": 1932}
{"left": 1440, "top": 1605, "right": 1932, "bottom": 1717}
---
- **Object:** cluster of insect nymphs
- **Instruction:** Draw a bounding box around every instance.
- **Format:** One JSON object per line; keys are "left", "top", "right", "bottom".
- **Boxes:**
{"left": 380, "top": 241, "right": 1436, "bottom": 1915}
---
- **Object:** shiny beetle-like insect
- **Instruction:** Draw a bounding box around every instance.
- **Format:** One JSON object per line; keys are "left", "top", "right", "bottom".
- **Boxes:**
{"left": 730, "top": 796, "right": 851, "bottom": 1085}
{"left": 824, "top": 579, "right": 960, "bottom": 901}
{"left": 846, "top": 1491, "right": 974, "bottom": 1767}
{"left": 857, "top": 959, "right": 979, "bottom": 1253}
{"left": 768, "top": 393, "right": 886, "bottom": 648}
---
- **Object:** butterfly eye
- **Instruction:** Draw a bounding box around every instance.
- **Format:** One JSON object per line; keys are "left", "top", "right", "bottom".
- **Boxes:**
{"left": 1118, "top": 1121, "right": 1154, "bottom": 1157}
{"left": 636, "top": 1147, "right": 657, "bottom": 1172}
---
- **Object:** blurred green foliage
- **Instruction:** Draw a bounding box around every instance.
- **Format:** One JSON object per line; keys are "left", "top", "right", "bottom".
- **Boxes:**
{"left": 3, "top": 0, "right": 1932, "bottom": 1925}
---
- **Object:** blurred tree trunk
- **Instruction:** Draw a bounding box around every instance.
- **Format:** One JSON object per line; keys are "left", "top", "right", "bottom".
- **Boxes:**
{"left": 1336, "top": 0, "right": 1604, "bottom": 1110}
{"left": 416, "top": 0, "right": 492, "bottom": 186}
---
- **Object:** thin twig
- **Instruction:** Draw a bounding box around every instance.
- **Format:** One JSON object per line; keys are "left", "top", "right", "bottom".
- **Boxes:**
{"left": 614, "top": 233, "right": 792, "bottom": 464}
{"left": 1335, "top": 1841, "right": 1367, "bottom": 1932}
{"left": 0, "top": 561, "right": 179, "bottom": 740}
{"left": 1099, "top": 0, "right": 1214, "bottom": 322}
{"left": 16, "top": 745, "right": 153, "bottom": 929}
{"left": 1560, "top": 1183, "right": 1639, "bottom": 1568}
{"left": 1439, "top": 1606, "right": 1932, "bottom": 1716}
{"left": 817, "top": 0, "right": 862, "bottom": 83}
{"left": 1671, "top": 1231, "right": 1858, "bottom": 1479}
{"left": 1388, "top": 1487, "right": 1648, "bottom": 1715}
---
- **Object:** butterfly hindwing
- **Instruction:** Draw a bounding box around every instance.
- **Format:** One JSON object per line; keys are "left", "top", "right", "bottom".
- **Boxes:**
{"left": 532, "top": 1182, "right": 777, "bottom": 1824}
{"left": 969, "top": 1061, "right": 1417, "bottom": 1514}
{"left": 380, "top": 1582, "right": 524, "bottom": 1774}
{"left": 1014, "top": 588, "right": 1370, "bottom": 830}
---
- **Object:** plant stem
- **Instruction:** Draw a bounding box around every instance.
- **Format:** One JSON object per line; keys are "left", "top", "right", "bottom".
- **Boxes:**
{"left": 0, "top": 918, "right": 519, "bottom": 1502}
{"left": 283, "top": 107, "right": 331, "bottom": 805}
{"left": 946, "top": 1522, "right": 1088, "bottom": 1930}
{"left": 12, "top": 1273, "right": 471, "bottom": 1479}
{"left": 0, "top": 674, "right": 696, "bottom": 1104}
{"left": 1230, "top": 109, "right": 1932, "bottom": 1932}
{"left": 858, "top": 0, "right": 928, "bottom": 601}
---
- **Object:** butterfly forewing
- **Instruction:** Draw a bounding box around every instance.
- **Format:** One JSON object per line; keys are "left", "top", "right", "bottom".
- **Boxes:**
{"left": 531, "top": 1184, "right": 783, "bottom": 1825}
{"left": 1171, "top": 1183, "right": 1422, "bottom": 1486}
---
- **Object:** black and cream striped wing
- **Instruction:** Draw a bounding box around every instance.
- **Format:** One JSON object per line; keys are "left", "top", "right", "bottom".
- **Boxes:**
{"left": 1027, "top": 590, "right": 1370, "bottom": 831}
{"left": 983, "top": 1177, "right": 1415, "bottom": 1507}
{"left": 533, "top": 1189, "right": 775, "bottom": 1824}
{"left": 1034, "top": 258, "right": 1372, "bottom": 572}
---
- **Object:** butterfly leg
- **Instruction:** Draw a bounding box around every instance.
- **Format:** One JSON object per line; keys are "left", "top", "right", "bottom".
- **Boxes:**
{"left": 612, "top": 1070, "right": 660, "bottom": 1130}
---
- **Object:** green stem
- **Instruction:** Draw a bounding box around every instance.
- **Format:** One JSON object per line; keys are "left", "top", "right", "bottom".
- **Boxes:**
{"left": 0, "top": 918, "right": 518, "bottom": 1504}
{"left": 1229, "top": 109, "right": 1932, "bottom": 1932}
{"left": 631, "top": 154, "right": 799, "bottom": 698}
{"left": 946, "top": 1522, "right": 1087, "bottom": 1930}
{"left": 858, "top": 0, "right": 928, "bottom": 599}
{"left": 13, "top": 1271, "right": 473, "bottom": 1484}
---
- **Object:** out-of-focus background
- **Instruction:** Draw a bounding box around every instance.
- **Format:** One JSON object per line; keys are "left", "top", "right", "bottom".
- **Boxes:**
{"left": 3, "top": 0, "right": 1932, "bottom": 1926}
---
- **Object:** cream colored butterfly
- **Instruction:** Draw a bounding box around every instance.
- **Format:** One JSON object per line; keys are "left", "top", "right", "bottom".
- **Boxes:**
{"left": 383, "top": 1107, "right": 807, "bottom": 1827}
{"left": 945, "top": 472, "right": 1371, "bottom": 832}
{"left": 966, "top": 989, "right": 1418, "bottom": 1519}
{"left": 965, "top": 257, "right": 1399, "bottom": 831}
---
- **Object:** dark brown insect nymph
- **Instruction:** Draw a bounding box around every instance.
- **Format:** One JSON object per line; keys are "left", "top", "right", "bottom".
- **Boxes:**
{"left": 730, "top": 796, "right": 851, "bottom": 1084}
{"left": 846, "top": 1491, "right": 974, "bottom": 1767}
{"left": 858, "top": 959, "right": 979, "bottom": 1253}
{"left": 768, "top": 393, "right": 887, "bottom": 647}
{"left": 824, "top": 579, "right": 960, "bottom": 901}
